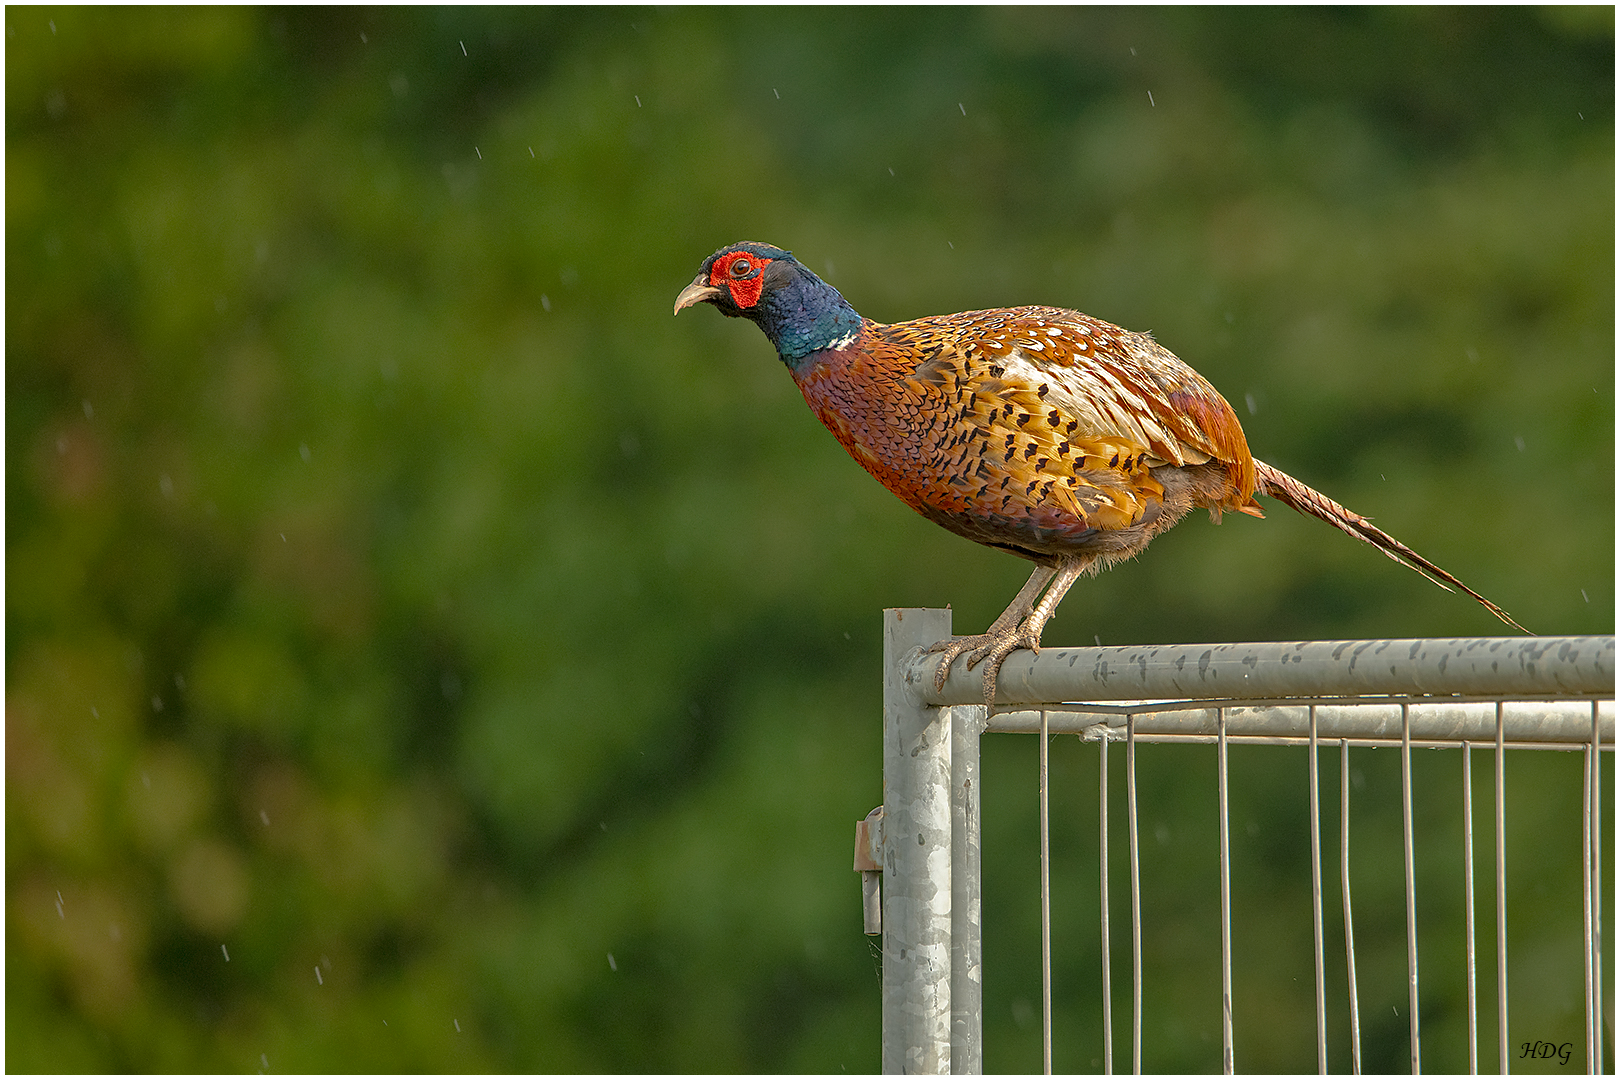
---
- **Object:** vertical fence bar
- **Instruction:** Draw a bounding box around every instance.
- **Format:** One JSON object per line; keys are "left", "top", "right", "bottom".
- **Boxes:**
{"left": 1127, "top": 715, "right": 1142, "bottom": 1076}
{"left": 1039, "top": 709, "right": 1052, "bottom": 1075}
{"left": 1309, "top": 706, "right": 1327, "bottom": 1074}
{"left": 1464, "top": 743, "right": 1479, "bottom": 1075}
{"left": 1583, "top": 743, "right": 1595, "bottom": 1074}
{"left": 1401, "top": 702, "right": 1421, "bottom": 1074}
{"left": 1218, "top": 707, "right": 1234, "bottom": 1075}
{"left": 1342, "top": 739, "right": 1363, "bottom": 1075}
{"left": 1495, "top": 702, "right": 1509, "bottom": 1076}
{"left": 1100, "top": 732, "right": 1113, "bottom": 1075}
{"left": 882, "top": 608, "right": 954, "bottom": 1075}
{"left": 951, "top": 704, "right": 985, "bottom": 1074}
{"left": 1589, "top": 701, "right": 1604, "bottom": 1075}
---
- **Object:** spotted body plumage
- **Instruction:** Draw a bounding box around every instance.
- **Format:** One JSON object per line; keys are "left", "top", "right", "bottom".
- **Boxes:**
{"left": 795, "top": 306, "right": 1258, "bottom": 568}
{"left": 675, "top": 242, "right": 1523, "bottom": 704}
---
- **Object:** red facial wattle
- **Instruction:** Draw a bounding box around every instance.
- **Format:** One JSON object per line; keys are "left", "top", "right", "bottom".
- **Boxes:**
{"left": 709, "top": 251, "right": 772, "bottom": 309}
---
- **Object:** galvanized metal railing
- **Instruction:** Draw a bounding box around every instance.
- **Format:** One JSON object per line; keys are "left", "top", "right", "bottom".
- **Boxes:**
{"left": 864, "top": 609, "right": 1614, "bottom": 1074}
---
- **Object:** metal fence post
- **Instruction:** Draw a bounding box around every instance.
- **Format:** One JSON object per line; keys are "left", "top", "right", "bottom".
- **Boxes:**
{"left": 883, "top": 608, "right": 954, "bottom": 1074}
{"left": 951, "top": 700, "right": 986, "bottom": 1074}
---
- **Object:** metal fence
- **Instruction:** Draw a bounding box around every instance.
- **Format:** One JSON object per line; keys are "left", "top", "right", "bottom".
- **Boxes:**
{"left": 862, "top": 609, "right": 1614, "bottom": 1074}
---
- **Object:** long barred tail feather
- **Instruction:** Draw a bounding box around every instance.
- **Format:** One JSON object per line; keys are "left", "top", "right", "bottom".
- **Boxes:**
{"left": 1254, "top": 459, "right": 1527, "bottom": 633}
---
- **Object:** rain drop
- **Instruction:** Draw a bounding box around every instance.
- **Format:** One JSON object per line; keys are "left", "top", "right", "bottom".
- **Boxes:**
{"left": 608, "top": 952, "right": 617, "bottom": 971}
{"left": 299, "top": 443, "right": 311, "bottom": 462}
{"left": 959, "top": 102, "right": 966, "bottom": 115}
{"left": 454, "top": 1018, "right": 461, "bottom": 1032}
{"left": 1147, "top": 89, "right": 1155, "bottom": 107}
{"left": 222, "top": 943, "right": 230, "bottom": 962}
{"left": 315, "top": 966, "right": 323, "bottom": 985}
{"left": 459, "top": 40, "right": 467, "bottom": 56}
{"left": 634, "top": 94, "right": 641, "bottom": 107}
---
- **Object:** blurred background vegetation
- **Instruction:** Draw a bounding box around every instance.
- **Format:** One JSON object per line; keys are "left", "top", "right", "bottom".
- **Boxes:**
{"left": 6, "top": 6, "right": 1612, "bottom": 1073}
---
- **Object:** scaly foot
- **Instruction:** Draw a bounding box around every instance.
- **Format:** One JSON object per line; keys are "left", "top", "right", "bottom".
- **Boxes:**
{"left": 927, "top": 558, "right": 1090, "bottom": 707}
{"left": 926, "top": 622, "right": 1043, "bottom": 707}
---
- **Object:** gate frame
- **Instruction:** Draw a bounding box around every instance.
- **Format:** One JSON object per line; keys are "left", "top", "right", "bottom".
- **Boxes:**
{"left": 874, "top": 608, "right": 1614, "bottom": 1074}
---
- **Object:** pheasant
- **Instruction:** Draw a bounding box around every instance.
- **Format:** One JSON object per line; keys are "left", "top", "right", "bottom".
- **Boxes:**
{"left": 674, "top": 241, "right": 1524, "bottom": 706}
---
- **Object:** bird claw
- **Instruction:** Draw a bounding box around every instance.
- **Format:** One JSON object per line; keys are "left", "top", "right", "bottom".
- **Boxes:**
{"left": 927, "top": 629, "right": 1040, "bottom": 707}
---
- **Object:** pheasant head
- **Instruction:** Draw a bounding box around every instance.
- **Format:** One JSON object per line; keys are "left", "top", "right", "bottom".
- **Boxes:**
{"left": 674, "top": 241, "right": 864, "bottom": 366}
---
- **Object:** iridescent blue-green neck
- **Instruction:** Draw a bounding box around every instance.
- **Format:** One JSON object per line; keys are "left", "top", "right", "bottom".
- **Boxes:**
{"left": 750, "top": 259, "right": 866, "bottom": 371}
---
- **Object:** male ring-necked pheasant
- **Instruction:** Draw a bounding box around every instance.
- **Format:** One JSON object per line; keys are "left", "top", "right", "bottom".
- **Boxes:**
{"left": 675, "top": 241, "right": 1524, "bottom": 705}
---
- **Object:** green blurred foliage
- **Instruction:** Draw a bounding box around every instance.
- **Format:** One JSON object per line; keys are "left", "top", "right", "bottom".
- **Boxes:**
{"left": 6, "top": 6, "right": 1612, "bottom": 1072}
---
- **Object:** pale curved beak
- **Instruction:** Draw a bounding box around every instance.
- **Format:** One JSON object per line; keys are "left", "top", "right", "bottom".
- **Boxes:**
{"left": 673, "top": 274, "right": 722, "bottom": 314}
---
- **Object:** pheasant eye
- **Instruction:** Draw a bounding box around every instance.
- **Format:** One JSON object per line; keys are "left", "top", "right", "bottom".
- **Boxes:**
{"left": 729, "top": 258, "right": 753, "bottom": 278}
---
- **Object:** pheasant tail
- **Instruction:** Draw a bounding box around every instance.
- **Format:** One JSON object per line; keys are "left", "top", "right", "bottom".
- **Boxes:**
{"left": 1254, "top": 460, "right": 1526, "bottom": 633}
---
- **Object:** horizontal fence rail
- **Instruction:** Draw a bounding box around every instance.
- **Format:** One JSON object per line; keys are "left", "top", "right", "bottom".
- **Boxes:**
{"left": 985, "top": 699, "right": 1614, "bottom": 747}
{"left": 909, "top": 635, "right": 1615, "bottom": 707}
{"left": 875, "top": 612, "right": 1614, "bottom": 1075}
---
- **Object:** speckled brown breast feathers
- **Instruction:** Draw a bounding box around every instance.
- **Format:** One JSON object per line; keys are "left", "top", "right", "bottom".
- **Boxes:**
{"left": 792, "top": 306, "right": 1260, "bottom": 566}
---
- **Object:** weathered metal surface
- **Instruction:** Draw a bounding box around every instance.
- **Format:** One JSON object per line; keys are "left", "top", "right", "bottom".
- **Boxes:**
{"left": 949, "top": 705, "right": 984, "bottom": 1074}
{"left": 911, "top": 636, "right": 1615, "bottom": 707}
{"left": 986, "top": 698, "right": 1614, "bottom": 744}
{"left": 883, "top": 608, "right": 954, "bottom": 1074}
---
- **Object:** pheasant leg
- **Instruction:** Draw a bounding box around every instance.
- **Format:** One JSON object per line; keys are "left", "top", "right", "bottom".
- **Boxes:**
{"left": 929, "top": 559, "right": 1088, "bottom": 705}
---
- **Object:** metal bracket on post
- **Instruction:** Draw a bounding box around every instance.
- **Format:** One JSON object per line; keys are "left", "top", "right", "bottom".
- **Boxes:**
{"left": 856, "top": 806, "right": 884, "bottom": 935}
